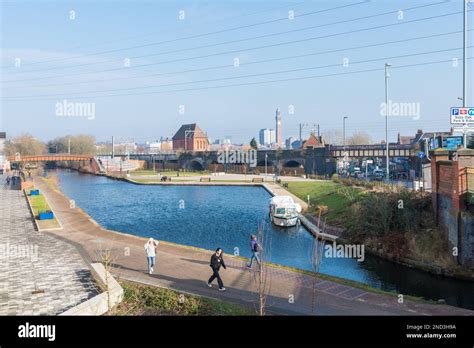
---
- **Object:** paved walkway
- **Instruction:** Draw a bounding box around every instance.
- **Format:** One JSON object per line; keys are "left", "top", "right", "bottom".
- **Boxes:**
{"left": 34, "top": 176, "right": 474, "bottom": 315}
{"left": 0, "top": 175, "right": 99, "bottom": 315}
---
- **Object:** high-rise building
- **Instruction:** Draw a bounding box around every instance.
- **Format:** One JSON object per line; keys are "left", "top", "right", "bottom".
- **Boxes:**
{"left": 0, "top": 132, "right": 5, "bottom": 155}
{"left": 259, "top": 128, "right": 275, "bottom": 146}
{"left": 275, "top": 108, "right": 282, "bottom": 147}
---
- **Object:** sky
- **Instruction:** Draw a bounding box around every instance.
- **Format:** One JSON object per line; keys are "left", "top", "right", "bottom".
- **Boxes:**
{"left": 0, "top": 0, "right": 473, "bottom": 144}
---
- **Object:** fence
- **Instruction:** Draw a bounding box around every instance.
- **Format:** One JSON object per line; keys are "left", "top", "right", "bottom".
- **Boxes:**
{"left": 467, "top": 167, "right": 474, "bottom": 205}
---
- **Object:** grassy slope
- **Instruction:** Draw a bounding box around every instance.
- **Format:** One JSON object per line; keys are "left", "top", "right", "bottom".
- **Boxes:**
{"left": 110, "top": 280, "right": 254, "bottom": 316}
{"left": 286, "top": 181, "right": 359, "bottom": 223}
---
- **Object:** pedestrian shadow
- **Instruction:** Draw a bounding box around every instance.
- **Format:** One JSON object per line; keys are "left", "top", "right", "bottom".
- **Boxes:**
{"left": 179, "top": 258, "right": 208, "bottom": 266}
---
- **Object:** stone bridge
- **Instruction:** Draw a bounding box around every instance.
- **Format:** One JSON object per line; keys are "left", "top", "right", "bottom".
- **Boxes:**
{"left": 129, "top": 148, "right": 335, "bottom": 175}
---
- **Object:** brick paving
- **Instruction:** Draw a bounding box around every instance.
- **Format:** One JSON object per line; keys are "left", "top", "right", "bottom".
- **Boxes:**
{"left": 0, "top": 175, "right": 99, "bottom": 315}
{"left": 33, "top": 176, "right": 474, "bottom": 316}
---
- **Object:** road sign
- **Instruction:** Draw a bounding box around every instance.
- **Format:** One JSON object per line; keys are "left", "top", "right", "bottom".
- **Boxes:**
{"left": 451, "top": 107, "right": 474, "bottom": 124}
{"left": 417, "top": 151, "right": 425, "bottom": 159}
{"left": 445, "top": 136, "right": 464, "bottom": 150}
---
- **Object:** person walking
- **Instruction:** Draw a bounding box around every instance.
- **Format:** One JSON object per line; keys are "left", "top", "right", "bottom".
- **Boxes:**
{"left": 246, "top": 234, "right": 261, "bottom": 269}
{"left": 6, "top": 176, "right": 10, "bottom": 185}
{"left": 144, "top": 238, "right": 159, "bottom": 275}
{"left": 207, "top": 248, "right": 227, "bottom": 291}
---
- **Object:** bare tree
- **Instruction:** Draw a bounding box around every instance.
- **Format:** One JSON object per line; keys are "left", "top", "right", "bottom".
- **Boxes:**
{"left": 310, "top": 215, "right": 326, "bottom": 314}
{"left": 321, "top": 130, "right": 343, "bottom": 145}
{"left": 95, "top": 243, "right": 123, "bottom": 312}
{"left": 347, "top": 131, "right": 372, "bottom": 145}
{"left": 251, "top": 221, "right": 272, "bottom": 316}
{"left": 4, "top": 134, "right": 46, "bottom": 156}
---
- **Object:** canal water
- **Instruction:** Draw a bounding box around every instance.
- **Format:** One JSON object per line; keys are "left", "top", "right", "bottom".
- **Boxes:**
{"left": 55, "top": 170, "right": 474, "bottom": 309}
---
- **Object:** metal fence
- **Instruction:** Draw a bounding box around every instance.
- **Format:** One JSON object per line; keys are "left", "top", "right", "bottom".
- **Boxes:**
{"left": 467, "top": 167, "right": 474, "bottom": 205}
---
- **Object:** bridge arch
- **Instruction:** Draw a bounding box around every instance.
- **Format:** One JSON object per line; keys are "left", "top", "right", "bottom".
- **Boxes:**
{"left": 188, "top": 158, "right": 205, "bottom": 171}
{"left": 284, "top": 159, "right": 304, "bottom": 168}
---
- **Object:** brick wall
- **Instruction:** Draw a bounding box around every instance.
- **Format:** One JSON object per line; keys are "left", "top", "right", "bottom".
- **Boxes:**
{"left": 431, "top": 149, "right": 474, "bottom": 267}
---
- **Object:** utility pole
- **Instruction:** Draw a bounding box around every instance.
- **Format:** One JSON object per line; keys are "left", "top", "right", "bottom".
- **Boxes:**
{"left": 384, "top": 63, "right": 392, "bottom": 180}
{"left": 463, "top": 0, "right": 468, "bottom": 147}
{"left": 343, "top": 116, "right": 348, "bottom": 176}
{"left": 265, "top": 153, "right": 268, "bottom": 179}
{"left": 111, "top": 136, "right": 115, "bottom": 159}
{"left": 299, "top": 123, "right": 306, "bottom": 148}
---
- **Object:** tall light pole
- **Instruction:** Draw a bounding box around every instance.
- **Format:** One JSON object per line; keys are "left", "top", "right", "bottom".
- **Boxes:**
{"left": 462, "top": 0, "right": 468, "bottom": 147}
{"left": 343, "top": 116, "right": 348, "bottom": 175}
{"left": 265, "top": 153, "right": 268, "bottom": 179}
{"left": 384, "top": 63, "right": 392, "bottom": 180}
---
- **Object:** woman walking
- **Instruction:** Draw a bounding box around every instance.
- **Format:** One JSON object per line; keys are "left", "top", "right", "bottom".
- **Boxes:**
{"left": 207, "top": 248, "right": 227, "bottom": 291}
{"left": 144, "top": 238, "right": 159, "bottom": 275}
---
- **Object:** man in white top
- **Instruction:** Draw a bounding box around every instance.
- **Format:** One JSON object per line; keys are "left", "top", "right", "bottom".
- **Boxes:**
{"left": 144, "top": 238, "right": 159, "bottom": 275}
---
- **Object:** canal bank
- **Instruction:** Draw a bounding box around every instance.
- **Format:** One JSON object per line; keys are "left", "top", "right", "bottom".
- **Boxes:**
{"left": 31, "top": 174, "right": 474, "bottom": 314}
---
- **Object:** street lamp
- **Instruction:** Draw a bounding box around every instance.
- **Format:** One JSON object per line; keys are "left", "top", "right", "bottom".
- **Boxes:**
{"left": 463, "top": 0, "right": 468, "bottom": 147}
{"left": 384, "top": 62, "right": 392, "bottom": 180}
{"left": 343, "top": 116, "right": 348, "bottom": 175}
{"left": 265, "top": 153, "right": 268, "bottom": 179}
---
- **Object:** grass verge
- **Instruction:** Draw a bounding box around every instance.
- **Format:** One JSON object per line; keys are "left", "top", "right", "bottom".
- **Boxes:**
{"left": 109, "top": 280, "right": 254, "bottom": 315}
{"left": 285, "top": 181, "right": 360, "bottom": 222}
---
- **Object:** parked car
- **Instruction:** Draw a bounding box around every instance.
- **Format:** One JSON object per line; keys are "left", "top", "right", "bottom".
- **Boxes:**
{"left": 372, "top": 169, "right": 385, "bottom": 180}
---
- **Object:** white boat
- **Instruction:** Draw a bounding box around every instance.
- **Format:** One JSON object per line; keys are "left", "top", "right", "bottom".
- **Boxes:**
{"left": 269, "top": 196, "right": 302, "bottom": 227}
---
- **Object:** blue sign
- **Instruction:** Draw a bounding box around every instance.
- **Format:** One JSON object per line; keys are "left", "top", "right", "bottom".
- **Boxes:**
{"left": 417, "top": 151, "right": 425, "bottom": 159}
{"left": 451, "top": 107, "right": 474, "bottom": 124}
{"left": 445, "top": 136, "right": 463, "bottom": 150}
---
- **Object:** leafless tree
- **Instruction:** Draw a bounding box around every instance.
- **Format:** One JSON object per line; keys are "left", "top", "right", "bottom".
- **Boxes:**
{"left": 310, "top": 216, "right": 326, "bottom": 314}
{"left": 251, "top": 221, "right": 272, "bottom": 316}
{"left": 95, "top": 243, "right": 123, "bottom": 311}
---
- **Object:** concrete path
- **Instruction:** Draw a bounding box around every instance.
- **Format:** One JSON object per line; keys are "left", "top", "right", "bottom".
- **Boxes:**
{"left": 34, "top": 176, "right": 474, "bottom": 316}
{"left": 0, "top": 175, "right": 99, "bottom": 315}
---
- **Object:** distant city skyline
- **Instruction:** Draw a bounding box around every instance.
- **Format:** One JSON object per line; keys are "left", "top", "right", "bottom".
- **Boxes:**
{"left": 1, "top": 0, "right": 472, "bottom": 143}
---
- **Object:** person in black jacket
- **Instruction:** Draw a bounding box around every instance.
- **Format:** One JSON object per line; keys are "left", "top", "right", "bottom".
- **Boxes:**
{"left": 207, "top": 248, "right": 226, "bottom": 291}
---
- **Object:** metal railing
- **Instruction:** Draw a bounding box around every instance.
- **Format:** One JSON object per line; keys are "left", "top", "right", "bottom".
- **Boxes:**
{"left": 467, "top": 167, "right": 474, "bottom": 205}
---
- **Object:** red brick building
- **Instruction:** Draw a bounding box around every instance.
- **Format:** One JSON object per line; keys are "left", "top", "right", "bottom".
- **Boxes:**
{"left": 172, "top": 123, "right": 209, "bottom": 151}
{"left": 302, "top": 133, "right": 324, "bottom": 149}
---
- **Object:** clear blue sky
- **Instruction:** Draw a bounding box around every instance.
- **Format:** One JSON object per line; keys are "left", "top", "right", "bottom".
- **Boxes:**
{"left": 0, "top": 0, "right": 472, "bottom": 144}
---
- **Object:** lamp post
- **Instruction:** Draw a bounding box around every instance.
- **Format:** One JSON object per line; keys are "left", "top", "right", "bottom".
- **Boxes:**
{"left": 463, "top": 0, "right": 468, "bottom": 147}
{"left": 384, "top": 63, "right": 392, "bottom": 180}
{"left": 343, "top": 116, "right": 348, "bottom": 176}
{"left": 265, "top": 153, "right": 268, "bottom": 179}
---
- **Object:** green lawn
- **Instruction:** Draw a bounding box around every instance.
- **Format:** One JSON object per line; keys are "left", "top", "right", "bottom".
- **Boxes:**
{"left": 285, "top": 181, "right": 361, "bottom": 223}
{"left": 110, "top": 280, "right": 254, "bottom": 316}
{"left": 129, "top": 170, "right": 158, "bottom": 176}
